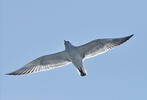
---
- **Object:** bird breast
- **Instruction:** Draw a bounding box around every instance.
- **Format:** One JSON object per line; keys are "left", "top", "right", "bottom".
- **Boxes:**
{"left": 67, "top": 47, "right": 82, "bottom": 61}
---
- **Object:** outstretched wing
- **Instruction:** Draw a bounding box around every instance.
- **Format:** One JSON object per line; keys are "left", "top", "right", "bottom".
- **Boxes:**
{"left": 7, "top": 51, "right": 71, "bottom": 75}
{"left": 78, "top": 34, "right": 134, "bottom": 59}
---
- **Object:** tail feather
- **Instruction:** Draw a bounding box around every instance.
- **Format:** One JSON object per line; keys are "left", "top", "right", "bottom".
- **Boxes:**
{"left": 77, "top": 67, "right": 87, "bottom": 77}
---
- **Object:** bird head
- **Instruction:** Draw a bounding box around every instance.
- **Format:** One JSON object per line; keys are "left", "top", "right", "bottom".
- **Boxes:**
{"left": 64, "top": 40, "right": 70, "bottom": 45}
{"left": 64, "top": 40, "right": 73, "bottom": 50}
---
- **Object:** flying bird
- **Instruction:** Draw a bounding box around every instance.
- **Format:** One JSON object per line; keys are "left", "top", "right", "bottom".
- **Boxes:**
{"left": 6, "top": 34, "right": 134, "bottom": 76}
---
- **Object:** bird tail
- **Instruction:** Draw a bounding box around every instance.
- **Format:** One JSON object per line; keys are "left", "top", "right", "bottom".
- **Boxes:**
{"left": 77, "top": 67, "right": 87, "bottom": 77}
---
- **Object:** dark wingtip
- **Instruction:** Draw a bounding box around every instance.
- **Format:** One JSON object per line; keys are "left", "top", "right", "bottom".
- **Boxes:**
{"left": 128, "top": 34, "right": 134, "bottom": 39}
{"left": 5, "top": 73, "right": 14, "bottom": 75}
{"left": 112, "top": 34, "right": 134, "bottom": 47}
{"left": 123, "top": 34, "right": 134, "bottom": 42}
{"left": 5, "top": 72, "right": 19, "bottom": 75}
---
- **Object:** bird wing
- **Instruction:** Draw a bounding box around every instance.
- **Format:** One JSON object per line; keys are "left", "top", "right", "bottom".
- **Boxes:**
{"left": 7, "top": 51, "right": 71, "bottom": 75}
{"left": 78, "top": 34, "right": 134, "bottom": 59}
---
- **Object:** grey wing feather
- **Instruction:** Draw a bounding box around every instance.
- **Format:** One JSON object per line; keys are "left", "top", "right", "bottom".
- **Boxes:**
{"left": 78, "top": 34, "right": 134, "bottom": 59}
{"left": 7, "top": 51, "right": 71, "bottom": 75}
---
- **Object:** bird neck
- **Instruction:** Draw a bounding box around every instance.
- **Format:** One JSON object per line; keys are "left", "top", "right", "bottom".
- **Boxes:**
{"left": 65, "top": 43, "right": 76, "bottom": 52}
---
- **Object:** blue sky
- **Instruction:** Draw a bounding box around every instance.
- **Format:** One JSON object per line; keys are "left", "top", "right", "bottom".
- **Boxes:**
{"left": 0, "top": 0, "right": 147, "bottom": 100}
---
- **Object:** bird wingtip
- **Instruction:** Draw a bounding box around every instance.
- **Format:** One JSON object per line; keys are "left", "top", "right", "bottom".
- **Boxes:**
{"left": 5, "top": 71, "right": 21, "bottom": 75}
{"left": 5, "top": 72, "right": 14, "bottom": 75}
{"left": 125, "top": 34, "right": 134, "bottom": 41}
{"left": 130, "top": 34, "right": 134, "bottom": 37}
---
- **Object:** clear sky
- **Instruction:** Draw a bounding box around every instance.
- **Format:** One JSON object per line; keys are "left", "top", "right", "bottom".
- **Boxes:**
{"left": 0, "top": 0, "right": 147, "bottom": 100}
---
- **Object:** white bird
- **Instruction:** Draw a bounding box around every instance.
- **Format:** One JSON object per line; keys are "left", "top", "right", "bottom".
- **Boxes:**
{"left": 6, "top": 34, "right": 134, "bottom": 76}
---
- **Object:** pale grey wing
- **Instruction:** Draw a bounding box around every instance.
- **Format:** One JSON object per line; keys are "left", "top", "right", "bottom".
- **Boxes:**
{"left": 7, "top": 51, "right": 71, "bottom": 75}
{"left": 78, "top": 34, "right": 134, "bottom": 59}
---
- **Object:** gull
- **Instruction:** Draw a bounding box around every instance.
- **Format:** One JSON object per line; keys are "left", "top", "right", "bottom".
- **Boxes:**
{"left": 6, "top": 34, "right": 134, "bottom": 76}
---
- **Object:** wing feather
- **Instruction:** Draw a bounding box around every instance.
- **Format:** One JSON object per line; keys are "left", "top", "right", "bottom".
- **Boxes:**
{"left": 78, "top": 34, "right": 134, "bottom": 59}
{"left": 7, "top": 51, "right": 71, "bottom": 75}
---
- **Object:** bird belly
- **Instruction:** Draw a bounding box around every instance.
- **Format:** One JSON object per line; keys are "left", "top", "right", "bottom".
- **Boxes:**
{"left": 69, "top": 51, "right": 83, "bottom": 68}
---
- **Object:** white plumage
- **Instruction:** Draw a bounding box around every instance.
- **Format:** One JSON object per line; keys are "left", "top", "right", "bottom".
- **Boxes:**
{"left": 7, "top": 34, "right": 134, "bottom": 76}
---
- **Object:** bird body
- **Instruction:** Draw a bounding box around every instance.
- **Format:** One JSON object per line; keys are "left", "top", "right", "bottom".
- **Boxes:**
{"left": 64, "top": 40, "right": 86, "bottom": 76}
{"left": 7, "top": 34, "right": 134, "bottom": 77}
